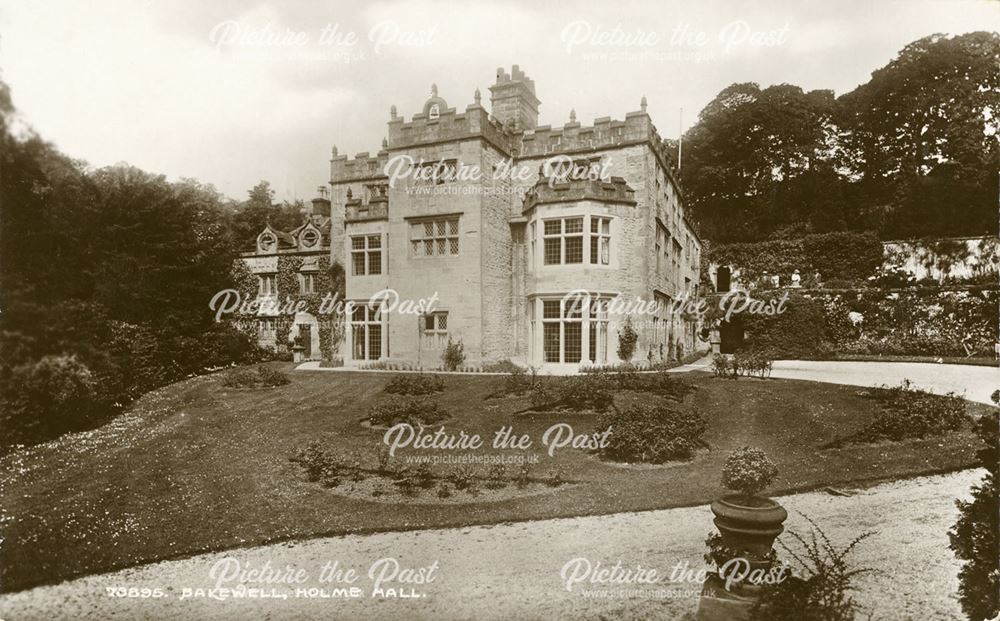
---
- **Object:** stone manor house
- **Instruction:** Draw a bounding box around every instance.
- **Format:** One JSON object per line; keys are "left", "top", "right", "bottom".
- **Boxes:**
{"left": 239, "top": 65, "right": 704, "bottom": 369}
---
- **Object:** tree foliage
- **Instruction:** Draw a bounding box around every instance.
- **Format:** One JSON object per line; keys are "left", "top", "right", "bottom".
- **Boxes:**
{"left": 681, "top": 33, "right": 1000, "bottom": 242}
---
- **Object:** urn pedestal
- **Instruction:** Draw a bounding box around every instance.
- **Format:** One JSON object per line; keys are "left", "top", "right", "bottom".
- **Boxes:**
{"left": 696, "top": 495, "right": 788, "bottom": 621}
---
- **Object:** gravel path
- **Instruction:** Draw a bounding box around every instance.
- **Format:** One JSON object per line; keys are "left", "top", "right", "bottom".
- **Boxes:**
{"left": 768, "top": 360, "right": 997, "bottom": 404}
{"left": 0, "top": 469, "right": 982, "bottom": 621}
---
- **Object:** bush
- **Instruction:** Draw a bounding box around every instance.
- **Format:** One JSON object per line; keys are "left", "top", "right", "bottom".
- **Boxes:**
{"left": 221, "top": 367, "right": 259, "bottom": 388}
{"left": 1, "top": 355, "right": 100, "bottom": 445}
{"left": 750, "top": 519, "right": 874, "bottom": 621}
{"left": 734, "top": 350, "right": 774, "bottom": 379}
{"left": 743, "top": 293, "right": 826, "bottom": 358}
{"left": 367, "top": 396, "right": 448, "bottom": 427}
{"left": 529, "top": 374, "right": 614, "bottom": 412}
{"left": 289, "top": 440, "right": 358, "bottom": 487}
{"left": 949, "top": 407, "right": 999, "bottom": 621}
{"left": 616, "top": 316, "right": 639, "bottom": 362}
{"left": 482, "top": 359, "right": 524, "bottom": 373}
{"left": 384, "top": 373, "right": 444, "bottom": 395}
{"left": 441, "top": 338, "right": 465, "bottom": 371}
{"left": 712, "top": 354, "right": 736, "bottom": 379}
{"left": 221, "top": 365, "right": 290, "bottom": 388}
{"left": 844, "top": 380, "right": 968, "bottom": 444}
{"left": 722, "top": 446, "right": 778, "bottom": 497}
{"left": 256, "top": 365, "right": 290, "bottom": 386}
{"left": 598, "top": 401, "right": 707, "bottom": 463}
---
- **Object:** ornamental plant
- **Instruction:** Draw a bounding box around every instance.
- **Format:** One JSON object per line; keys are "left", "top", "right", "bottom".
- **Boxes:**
{"left": 722, "top": 446, "right": 779, "bottom": 498}
{"left": 617, "top": 316, "right": 638, "bottom": 362}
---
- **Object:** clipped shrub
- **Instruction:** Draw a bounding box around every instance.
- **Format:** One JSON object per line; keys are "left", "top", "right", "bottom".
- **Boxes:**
{"left": 441, "top": 338, "right": 465, "bottom": 371}
{"left": 482, "top": 359, "right": 524, "bottom": 373}
{"left": 221, "top": 365, "right": 290, "bottom": 388}
{"left": 617, "top": 316, "right": 639, "bottom": 362}
{"left": 722, "top": 446, "right": 779, "bottom": 497}
{"left": 712, "top": 354, "right": 736, "bottom": 379}
{"left": 843, "top": 380, "right": 968, "bottom": 444}
{"left": 384, "top": 373, "right": 445, "bottom": 395}
{"left": 367, "top": 395, "right": 448, "bottom": 427}
{"left": 529, "top": 374, "right": 614, "bottom": 412}
{"left": 255, "top": 365, "right": 290, "bottom": 387}
{"left": 742, "top": 293, "right": 825, "bottom": 358}
{"left": 598, "top": 401, "right": 707, "bottom": 463}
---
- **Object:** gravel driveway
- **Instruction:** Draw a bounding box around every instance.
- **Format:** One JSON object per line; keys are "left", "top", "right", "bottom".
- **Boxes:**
{"left": 0, "top": 469, "right": 982, "bottom": 621}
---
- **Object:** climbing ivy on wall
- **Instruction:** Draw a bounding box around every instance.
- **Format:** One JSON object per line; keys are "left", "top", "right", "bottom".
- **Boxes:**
{"left": 230, "top": 256, "right": 347, "bottom": 361}
{"left": 708, "top": 232, "right": 884, "bottom": 283}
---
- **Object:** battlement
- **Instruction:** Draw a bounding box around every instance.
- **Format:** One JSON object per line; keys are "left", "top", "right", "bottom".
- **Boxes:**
{"left": 345, "top": 196, "right": 388, "bottom": 223}
{"left": 330, "top": 149, "right": 389, "bottom": 183}
{"left": 518, "top": 110, "right": 655, "bottom": 158}
{"left": 522, "top": 175, "right": 636, "bottom": 214}
{"left": 387, "top": 100, "right": 517, "bottom": 153}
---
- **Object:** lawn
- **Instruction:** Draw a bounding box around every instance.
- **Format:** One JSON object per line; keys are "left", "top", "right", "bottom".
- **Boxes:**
{"left": 0, "top": 364, "right": 990, "bottom": 593}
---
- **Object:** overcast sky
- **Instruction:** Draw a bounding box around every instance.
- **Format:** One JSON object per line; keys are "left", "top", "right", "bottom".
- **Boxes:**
{"left": 1, "top": 0, "right": 997, "bottom": 201}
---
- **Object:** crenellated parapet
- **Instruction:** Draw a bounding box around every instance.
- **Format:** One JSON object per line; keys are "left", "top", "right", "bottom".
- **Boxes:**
{"left": 330, "top": 149, "right": 389, "bottom": 183}
{"left": 521, "top": 175, "right": 636, "bottom": 214}
{"left": 387, "top": 100, "right": 518, "bottom": 154}
{"left": 519, "top": 109, "right": 654, "bottom": 158}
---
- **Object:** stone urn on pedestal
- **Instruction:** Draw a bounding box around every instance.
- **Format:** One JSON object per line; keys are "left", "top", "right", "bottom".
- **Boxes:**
{"left": 697, "top": 446, "right": 787, "bottom": 621}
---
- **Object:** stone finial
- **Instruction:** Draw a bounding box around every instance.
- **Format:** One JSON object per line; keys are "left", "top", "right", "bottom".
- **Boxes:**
{"left": 390, "top": 104, "right": 397, "bottom": 119}
{"left": 641, "top": 95, "right": 647, "bottom": 112}
{"left": 346, "top": 187, "right": 353, "bottom": 200}
{"left": 381, "top": 137, "right": 388, "bottom": 149}
{"left": 431, "top": 83, "right": 438, "bottom": 96}
{"left": 331, "top": 145, "right": 338, "bottom": 156}
{"left": 569, "top": 109, "right": 576, "bottom": 123}
{"left": 474, "top": 88, "right": 481, "bottom": 105}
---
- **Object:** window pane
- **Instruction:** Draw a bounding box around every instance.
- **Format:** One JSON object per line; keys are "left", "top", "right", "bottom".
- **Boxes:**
{"left": 544, "top": 220, "right": 560, "bottom": 235}
{"left": 448, "top": 219, "right": 458, "bottom": 234}
{"left": 368, "top": 251, "right": 382, "bottom": 275}
{"left": 424, "top": 240, "right": 433, "bottom": 256}
{"left": 437, "top": 239, "right": 446, "bottom": 255}
{"left": 368, "top": 235, "right": 381, "bottom": 248}
{"left": 368, "top": 324, "right": 381, "bottom": 360}
{"left": 436, "top": 221, "right": 446, "bottom": 235}
{"left": 424, "top": 222, "right": 434, "bottom": 236}
{"left": 565, "top": 236, "right": 583, "bottom": 263}
{"left": 352, "top": 305, "right": 364, "bottom": 322}
{"left": 352, "top": 252, "right": 365, "bottom": 275}
{"left": 353, "top": 326, "right": 365, "bottom": 359}
{"left": 590, "top": 218, "right": 598, "bottom": 233}
{"left": 590, "top": 237, "right": 598, "bottom": 264}
{"left": 425, "top": 316, "right": 435, "bottom": 330}
{"left": 438, "top": 313, "right": 447, "bottom": 329}
{"left": 602, "top": 219, "right": 610, "bottom": 234}
{"left": 544, "top": 238, "right": 560, "bottom": 264}
{"left": 543, "top": 323, "right": 560, "bottom": 362}
{"left": 565, "top": 218, "right": 583, "bottom": 233}
{"left": 411, "top": 240, "right": 420, "bottom": 254}
{"left": 543, "top": 300, "right": 560, "bottom": 319}
{"left": 352, "top": 237, "right": 365, "bottom": 250}
{"left": 600, "top": 238, "right": 610, "bottom": 264}
{"left": 564, "top": 323, "right": 582, "bottom": 363}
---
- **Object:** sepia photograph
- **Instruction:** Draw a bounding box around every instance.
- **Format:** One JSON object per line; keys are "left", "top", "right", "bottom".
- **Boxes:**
{"left": 0, "top": 0, "right": 998, "bottom": 619}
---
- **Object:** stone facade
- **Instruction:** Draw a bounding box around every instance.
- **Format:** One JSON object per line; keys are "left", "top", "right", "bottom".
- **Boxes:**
{"left": 325, "top": 65, "right": 703, "bottom": 369}
{"left": 236, "top": 194, "right": 336, "bottom": 361}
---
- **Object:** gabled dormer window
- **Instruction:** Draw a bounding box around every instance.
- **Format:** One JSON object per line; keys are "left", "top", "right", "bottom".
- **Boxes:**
{"left": 300, "top": 228, "right": 319, "bottom": 249}
{"left": 258, "top": 232, "right": 276, "bottom": 253}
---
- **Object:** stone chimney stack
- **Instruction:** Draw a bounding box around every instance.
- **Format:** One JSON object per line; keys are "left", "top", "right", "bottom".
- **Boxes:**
{"left": 311, "top": 185, "right": 331, "bottom": 218}
{"left": 489, "top": 64, "right": 540, "bottom": 131}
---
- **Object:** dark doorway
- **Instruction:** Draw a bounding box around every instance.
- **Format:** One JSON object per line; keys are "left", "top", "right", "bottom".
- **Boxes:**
{"left": 719, "top": 318, "right": 744, "bottom": 354}
{"left": 716, "top": 266, "right": 731, "bottom": 292}
{"left": 300, "top": 324, "right": 312, "bottom": 359}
